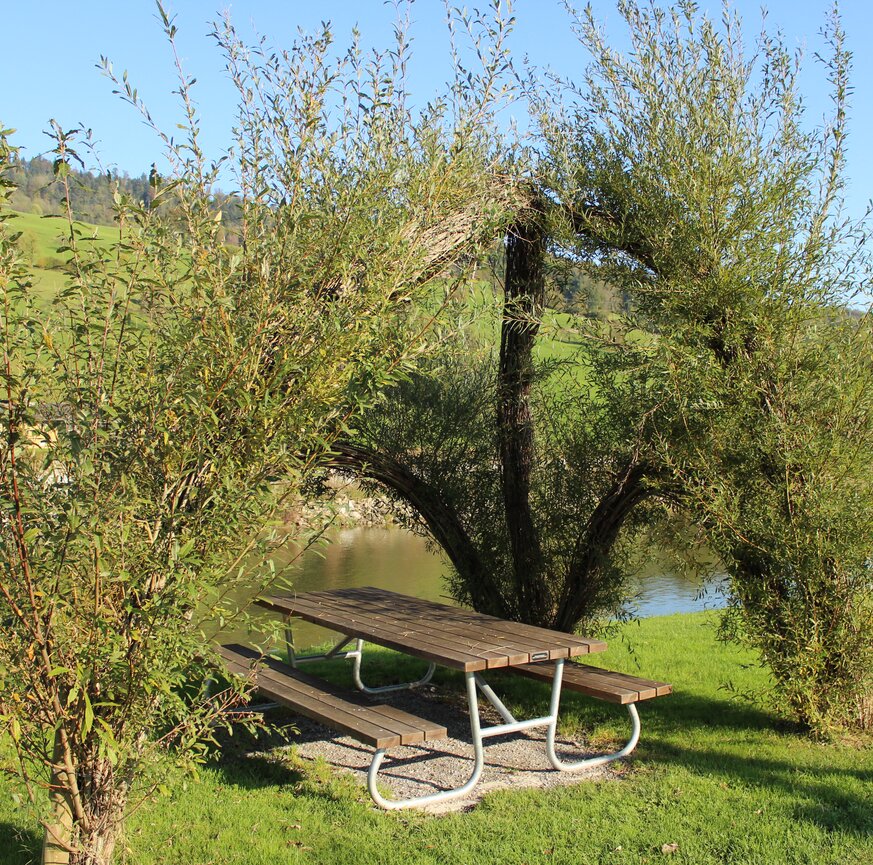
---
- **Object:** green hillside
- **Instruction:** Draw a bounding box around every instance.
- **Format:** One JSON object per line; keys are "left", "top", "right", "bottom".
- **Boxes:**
{"left": 11, "top": 209, "right": 119, "bottom": 298}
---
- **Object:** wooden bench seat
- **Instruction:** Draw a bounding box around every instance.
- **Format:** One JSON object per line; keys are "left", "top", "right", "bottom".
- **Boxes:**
{"left": 511, "top": 661, "right": 672, "bottom": 704}
{"left": 218, "top": 644, "right": 447, "bottom": 750}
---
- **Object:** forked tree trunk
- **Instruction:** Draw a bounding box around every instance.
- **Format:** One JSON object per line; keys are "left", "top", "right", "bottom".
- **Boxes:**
{"left": 333, "top": 195, "right": 654, "bottom": 632}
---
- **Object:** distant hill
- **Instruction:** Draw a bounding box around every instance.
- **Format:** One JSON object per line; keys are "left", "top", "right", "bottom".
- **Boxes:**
{"left": 7, "top": 155, "right": 242, "bottom": 238}
{"left": 6, "top": 156, "right": 246, "bottom": 297}
{"left": 8, "top": 156, "right": 152, "bottom": 225}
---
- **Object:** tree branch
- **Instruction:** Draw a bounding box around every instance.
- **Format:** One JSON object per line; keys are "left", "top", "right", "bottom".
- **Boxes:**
{"left": 327, "top": 442, "right": 508, "bottom": 617}
{"left": 555, "top": 460, "right": 653, "bottom": 631}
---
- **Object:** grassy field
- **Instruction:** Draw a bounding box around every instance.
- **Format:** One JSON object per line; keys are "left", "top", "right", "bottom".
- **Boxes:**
{"left": 1, "top": 611, "right": 870, "bottom": 865}
{"left": 10, "top": 209, "right": 598, "bottom": 371}
{"left": 10, "top": 210, "right": 118, "bottom": 299}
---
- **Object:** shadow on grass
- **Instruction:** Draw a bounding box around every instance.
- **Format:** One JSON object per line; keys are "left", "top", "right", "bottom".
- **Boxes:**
{"left": 213, "top": 750, "right": 306, "bottom": 792}
{"left": 208, "top": 710, "right": 373, "bottom": 808}
{"left": 212, "top": 747, "right": 368, "bottom": 810}
{"left": 634, "top": 693, "right": 873, "bottom": 838}
{"left": 635, "top": 689, "right": 801, "bottom": 742}
{"left": 487, "top": 669, "right": 789, "bottom": 745}
{"left": 654, "top": 735, "right": 873, "bottom": 837}
{"left": 208, "top": 716, "right": 308, "bottom": 791}
{"left": 0, "top": 822, "right": 39, "bottom": 865}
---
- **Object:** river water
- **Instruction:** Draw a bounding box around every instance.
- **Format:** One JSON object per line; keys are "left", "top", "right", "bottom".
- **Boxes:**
{"left": 232, "top": 526, "right": 726, "bottom": 650}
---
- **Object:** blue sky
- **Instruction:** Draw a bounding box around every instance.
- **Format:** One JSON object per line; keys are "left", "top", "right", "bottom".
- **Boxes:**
{"left": 2, "top": 1, "right": 871, "bottom": 220}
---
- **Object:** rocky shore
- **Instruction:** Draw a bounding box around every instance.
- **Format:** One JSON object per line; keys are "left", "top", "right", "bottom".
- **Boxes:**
{"left": 282, "top": 473, "right": 413, "bottom": 531}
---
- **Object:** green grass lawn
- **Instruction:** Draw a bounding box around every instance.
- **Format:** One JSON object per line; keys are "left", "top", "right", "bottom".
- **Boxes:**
{"left": 1, "top": 611, "right": 870, "bottom": 864}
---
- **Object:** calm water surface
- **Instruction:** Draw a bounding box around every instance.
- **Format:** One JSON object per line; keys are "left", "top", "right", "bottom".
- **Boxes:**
{"left": 229, "top": 526, "right": 726, "bottom": 650}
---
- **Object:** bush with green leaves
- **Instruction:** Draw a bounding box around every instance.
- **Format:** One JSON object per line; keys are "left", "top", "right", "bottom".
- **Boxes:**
{"left": 0, "top": 4, "right": 515, "bottom": 862}
{"left": 536, "top": 0, "right": 873, "bottom": 733}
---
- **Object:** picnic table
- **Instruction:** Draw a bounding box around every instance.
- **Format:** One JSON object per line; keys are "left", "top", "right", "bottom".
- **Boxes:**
{"left": 220, "top": 586, "right": 671, "bottom": 809}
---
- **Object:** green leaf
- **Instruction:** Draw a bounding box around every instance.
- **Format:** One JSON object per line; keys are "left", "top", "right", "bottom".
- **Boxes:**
{"left": 83, "top": 692, "right": 94, "bottom": 736}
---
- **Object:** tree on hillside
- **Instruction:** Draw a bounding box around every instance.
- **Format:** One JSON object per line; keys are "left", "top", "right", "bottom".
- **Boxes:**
{"left": 0, "top": 3, "right": 516, "bottom": 862}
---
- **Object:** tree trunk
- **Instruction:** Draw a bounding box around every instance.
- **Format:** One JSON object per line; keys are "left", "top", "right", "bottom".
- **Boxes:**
{"left": 555, "top": 461, "right": 652, "bottom": 631}
{"left": 42, "top": 777, "right": 74, "bottom": 864}
{"left": 498, "top": 199, "right": 548, "bottom": 623}
{"left": 71, "top": 825, "right": 121, "bottom": 865}
{"left": 41, "top": 739, "right": 127, "bottom": 865}
{"left": 42, "top": 729, "right": 77, "bottom": 865}
{"left": 73, "top": 756, "right": 126, "bottom": 865}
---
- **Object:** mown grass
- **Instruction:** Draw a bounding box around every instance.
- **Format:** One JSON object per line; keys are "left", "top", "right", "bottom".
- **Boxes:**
{"left": 1, "top": 611, "right": 870, "bottom": 864}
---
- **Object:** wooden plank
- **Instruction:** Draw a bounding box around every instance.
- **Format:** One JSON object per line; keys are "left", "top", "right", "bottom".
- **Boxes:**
{"left": 511, "top": 661, "right": 672, "bottom": 705}
{"left": 288, "top": 593, "right": 516, "bottom": 665}
{"left": 565, "top": 665, "right": 672, "bottom": 699}
{"left": 284, "top": 598, "right": 509, "bottom": 669}
{"left": 259, "top": 595, "right": 489, "bottom": 671}
{"left": 287, "top": 593, "right": 532, "bottom": 667}
{"left": 225, "top": 646, "right": 452, "bottom": 744}
{"left": 326, "top": 587, "right": 607, "bottom": 654}
{"left": 563, "top": 666, "right": 673, "bottom": 700}
{"left": 511, "top": 663, "right": 636, "bottom": 704}
{"left": 563, "top": 666, "right": 657, "bottom": 702}
{"left": 318, "top": 588, "right": 604, "bottom": 655}
{"left": 218, "top": 645, "right": 448, "bottom": 747}
{"left": 258, "top": 587, "right": 607, "bottom": 668}
{"left": 218, "top": 646, "right": 406, "bottom": 745}
{"left": 221, "top": 651, "right": 423, "bottom": 747}
{"left": 353, "top": 587, "right": 608, "bottom": 655}
{"left": 364, "top": 704, "right": 448, "bottom": 742}
{"left": 221, "top": 645, "right": 440, "bottom": 743}
{"left": 223, "top": 664, "right": 402, "bottom": 746}
{"left": 306, "top": 590, "right": 567, "bottom": 665}
{"left": 270, "top": 595, "right": 490, "bottom": 671}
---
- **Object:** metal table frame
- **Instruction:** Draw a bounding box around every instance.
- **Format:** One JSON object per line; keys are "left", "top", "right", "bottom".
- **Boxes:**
{"left": 283, "top": 621, "right": 641, "bottom": 810}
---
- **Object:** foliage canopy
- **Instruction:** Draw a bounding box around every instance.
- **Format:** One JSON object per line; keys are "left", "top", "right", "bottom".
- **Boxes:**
{"left": 0, "top": 3, "right": 515, "bottom": 861}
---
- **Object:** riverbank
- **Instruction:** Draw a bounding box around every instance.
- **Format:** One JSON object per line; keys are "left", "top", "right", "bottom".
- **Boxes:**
{"left": 1, "top": 611, "right": 869, "bottom": 864}
{"left": 231, "top": 522, "right": 723, "bottom": 653}
{"left": 283, "top": 473, "right": 411, "bottom": 531}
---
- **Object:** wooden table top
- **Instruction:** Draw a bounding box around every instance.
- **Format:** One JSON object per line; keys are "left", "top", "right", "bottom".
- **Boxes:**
{"left": 257, "top": 586, "right": 607, "bottom": 672}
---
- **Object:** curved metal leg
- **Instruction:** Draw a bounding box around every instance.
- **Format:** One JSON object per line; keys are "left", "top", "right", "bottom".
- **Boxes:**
{"left": 351, "top": 639, "right": 436, "bottom": 695}
{"left": 367, "top": 671, "right": 484, "bottom": 809}
{"left": 546, "top": 701, "right": 641, "bottom": 772}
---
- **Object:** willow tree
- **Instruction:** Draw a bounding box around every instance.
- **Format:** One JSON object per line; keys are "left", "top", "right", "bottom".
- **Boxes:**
{"left": 334, "top": 188, "right": 661, "bottom": 632}
{"left": 535, "top": 0, "right": 873, "bottom": 733}
{"left": 337, "top": 0, "right": 872, "bottom": 735}
{"left": 0, "top": 4, "right": 515, "bottom": 862}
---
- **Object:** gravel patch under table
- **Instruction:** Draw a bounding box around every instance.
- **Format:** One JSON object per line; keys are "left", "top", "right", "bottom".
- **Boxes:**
{"left": 261, "top": 684, "right": 614, "bottom": 814}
